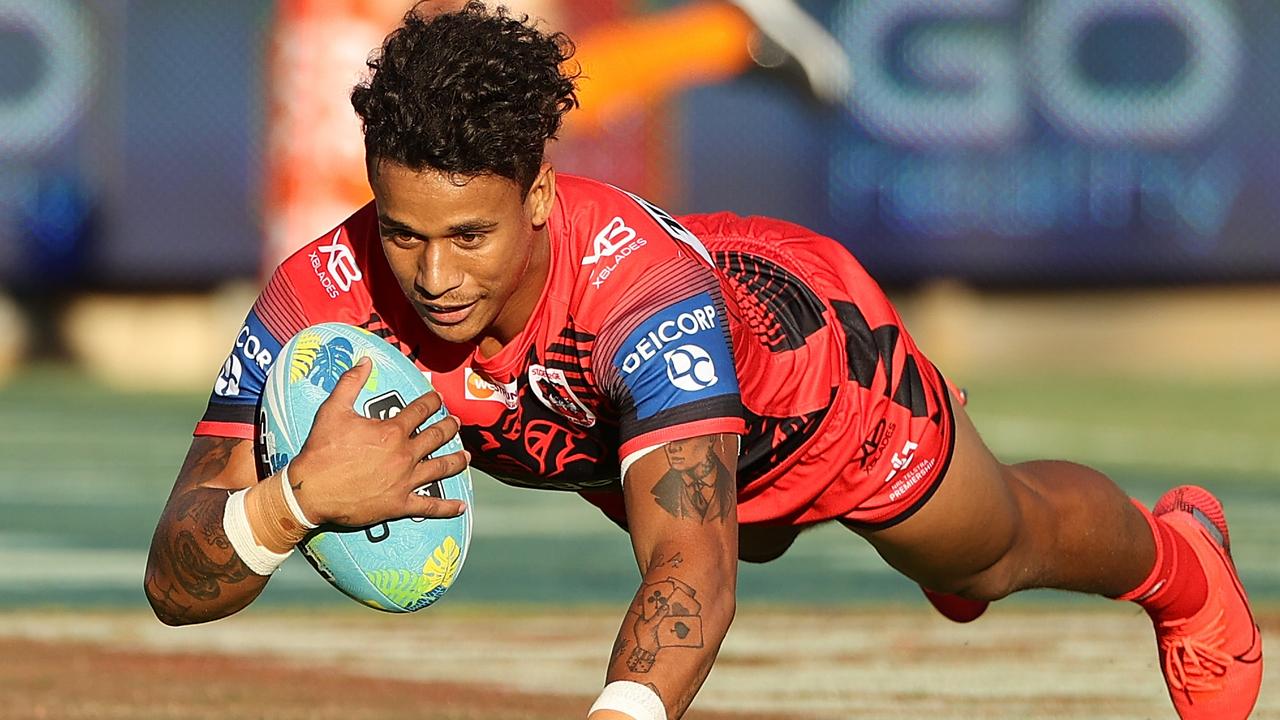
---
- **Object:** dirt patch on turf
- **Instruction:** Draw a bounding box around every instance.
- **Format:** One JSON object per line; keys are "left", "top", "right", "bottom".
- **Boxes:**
{"left": 0, "top": 637, "right": 801, "bottom": 720}
{"left": 0, "top": 607, "right": 1276, "bottom": 720}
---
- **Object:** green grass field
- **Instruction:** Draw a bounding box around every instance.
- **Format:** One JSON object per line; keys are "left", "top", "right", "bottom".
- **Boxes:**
{"left": 1, "top": 364, "right": 1277, "bottom": 718}
{"left": 1, "top": 364, "right": 1276, "bottom": 610}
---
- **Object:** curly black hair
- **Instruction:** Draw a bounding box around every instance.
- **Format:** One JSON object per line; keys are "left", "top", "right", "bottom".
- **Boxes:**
{"left": 351, "top": 1, "right": 579, "bottom": 194}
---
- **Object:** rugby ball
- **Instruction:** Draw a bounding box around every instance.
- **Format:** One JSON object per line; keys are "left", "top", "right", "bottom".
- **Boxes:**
{"left": 257, "top": 322, "right": 473, "bottom": 613}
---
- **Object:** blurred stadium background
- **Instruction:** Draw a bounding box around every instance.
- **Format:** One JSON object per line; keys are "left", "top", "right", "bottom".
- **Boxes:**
{"left": 0, "top": 0, "right": 1277, "bottom": 717}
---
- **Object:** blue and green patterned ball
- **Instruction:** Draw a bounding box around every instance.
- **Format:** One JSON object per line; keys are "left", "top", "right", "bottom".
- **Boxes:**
{"left": 258, "top": 322, "right": 473, "bottom": 613}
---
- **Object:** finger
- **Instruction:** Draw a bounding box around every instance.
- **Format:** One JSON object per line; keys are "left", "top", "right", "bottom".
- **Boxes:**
{"left": 409, "top": 414, "right": 461, "bottom": 459}
{"left": 402, "top": 495, "right": 468, "bottom": 519}
{"left": 394, "top": 390, "right": 445, "bottom": 435}
{"left": 320, "top": 356, "right": 373, "bottom": 414}
{"left": 410, "top": 450, "right": 470, "bottom": 490}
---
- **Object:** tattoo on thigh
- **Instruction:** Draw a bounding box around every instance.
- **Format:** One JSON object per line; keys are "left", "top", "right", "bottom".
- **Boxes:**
{"left": 650, "top": 437, "right": 734, "bottom": 523}
{"left": 626, "top": 577, "right": 705, "bottom": 672}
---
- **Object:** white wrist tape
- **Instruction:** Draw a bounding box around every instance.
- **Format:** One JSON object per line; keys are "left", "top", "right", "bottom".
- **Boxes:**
{"left": 588, "top": 681, "right": 666, "bottom": 720}
{"left": 279, "top": 466, "right": 317, "bottom": 529}
{"left": 223, "top": 488, "right": 293, "bottom": 576}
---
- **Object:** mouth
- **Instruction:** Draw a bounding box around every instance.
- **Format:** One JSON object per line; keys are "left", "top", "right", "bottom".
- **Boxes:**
{"left": 418, "top": 300, "right": 478, "bottom": 326}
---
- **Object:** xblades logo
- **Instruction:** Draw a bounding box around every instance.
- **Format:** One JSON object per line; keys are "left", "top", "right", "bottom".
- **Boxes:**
{"left": 312, "top": 228, "right": 362, "bottom": 297}
{"left": 583, "top": 217, "right": 648, "bottom": 287}
{"left": 852, "top": 419, "right": 895, "bottom": 470}
{"left": 582, "top": 217, "right": 637, "bottom": 265}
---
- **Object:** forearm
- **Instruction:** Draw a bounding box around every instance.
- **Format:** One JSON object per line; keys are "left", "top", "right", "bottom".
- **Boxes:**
{"left": 601, "top": 544, "right": 737, "bottom": 719}
{"left": 144, "top": 485, "right": 269, "bottom": 625}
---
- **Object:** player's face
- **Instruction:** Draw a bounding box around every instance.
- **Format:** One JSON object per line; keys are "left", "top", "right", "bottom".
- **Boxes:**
{"left": 664, "top": 437, "right": 715, "bottom": 472}
{"left": 370, "top": 160, "right": 554, "bottom": 352}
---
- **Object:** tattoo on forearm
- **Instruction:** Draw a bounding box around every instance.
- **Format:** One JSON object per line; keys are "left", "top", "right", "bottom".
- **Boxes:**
{"left": 183, "top": 438, "right": 236, "bottom": 481}
{"left": 650, "top": 437, "right": 734, "bottom": 522}
{"left": 609, "top": 635, "right": 630, "bottom": 666}
{"left": 175, "top": 490, "right": 231, "bottom": 547}
{"left": 654, "top": 551, "right": 683, "bottom": 569}
{"left": 170, "top": 527, "right": 251, "bottom": 599}
{"left": 154, "top": 439, "right": 253, "bottom": 609}
{"left": 626, "top": 577, "right": 705, "bottom": 673}
{"left": 144, "top": 575, "right": 192, "bottom": 619}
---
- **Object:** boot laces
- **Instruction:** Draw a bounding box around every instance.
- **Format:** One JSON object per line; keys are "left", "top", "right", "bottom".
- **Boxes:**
{"left": 1160, "top": 609, "right": 1233, "bottom": 696}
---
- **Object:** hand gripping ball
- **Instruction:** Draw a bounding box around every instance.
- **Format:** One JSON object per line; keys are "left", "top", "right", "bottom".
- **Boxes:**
{"left": 257, "top": 322, "right": 473, "bottom": 612}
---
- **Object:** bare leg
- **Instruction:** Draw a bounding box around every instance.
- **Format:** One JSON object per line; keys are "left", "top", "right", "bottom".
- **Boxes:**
{"left": 851, "top": 394, "right": 1155, "bottom": 601}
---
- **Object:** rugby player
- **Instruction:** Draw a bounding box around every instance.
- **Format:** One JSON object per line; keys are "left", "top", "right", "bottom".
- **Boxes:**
{"left": 144, "top": 4, "right": 1262, "bottom": 719}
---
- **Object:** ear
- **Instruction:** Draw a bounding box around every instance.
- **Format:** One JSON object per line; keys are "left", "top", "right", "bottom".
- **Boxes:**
{"left": 526, "top": 162, "right": 556, "bottom": 227}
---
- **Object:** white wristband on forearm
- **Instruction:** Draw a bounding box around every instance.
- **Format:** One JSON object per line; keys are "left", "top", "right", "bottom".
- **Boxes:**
{"left": 279, "top": 465, "right": 318, "bottom": 529}
{"left": 588, "top": 681, "right": 666, "bottom": 720}
{"left": 223, "top": 487, "right": 293, "bottom": 575}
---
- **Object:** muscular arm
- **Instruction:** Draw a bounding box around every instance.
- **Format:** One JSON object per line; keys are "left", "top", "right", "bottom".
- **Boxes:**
{"left": 143, "top": 436, "right": 265, "bottom": 626}
{"left": 596, "top": 433, "right": 739, "bottom": 719}
{"left": 144, "top": 365, "right": 468, "bottom": 627}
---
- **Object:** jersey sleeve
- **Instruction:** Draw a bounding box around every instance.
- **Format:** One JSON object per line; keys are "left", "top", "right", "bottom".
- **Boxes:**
{"left": 194, "top": 266, "right": 312, "bottom": 439}
{"left": 588, "top": 196, "right": 746, "bottom": 466}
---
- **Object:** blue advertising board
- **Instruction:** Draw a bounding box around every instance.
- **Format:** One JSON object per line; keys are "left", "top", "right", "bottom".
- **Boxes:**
{"left": 683, "top": 0, "right": 1280, "bottom": 285}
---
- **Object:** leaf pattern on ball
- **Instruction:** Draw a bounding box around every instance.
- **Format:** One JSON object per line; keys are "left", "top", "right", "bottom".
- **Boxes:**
{"left": 362, "top": 536, "right": 461, "bottom": 608}
{"left": 308, "top": 338, "right": 355, "bottom": 392}
{"left": 366, "top": 569, "right": 431, "bottom": 608}
{"left": 289, "top": 331, "right": 323, "bottom": 384}
{"left": 422, "top": 536, "right": 461, "bottom": 592}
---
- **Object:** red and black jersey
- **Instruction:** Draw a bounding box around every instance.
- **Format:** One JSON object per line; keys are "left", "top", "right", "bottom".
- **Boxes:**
{"left": 199, "top": 175, "right": 955, "bottom": 527}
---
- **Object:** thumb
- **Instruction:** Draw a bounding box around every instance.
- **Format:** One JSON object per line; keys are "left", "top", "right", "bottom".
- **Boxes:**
{"left": 323, "top": 356, "right": 372, "bottom": 413}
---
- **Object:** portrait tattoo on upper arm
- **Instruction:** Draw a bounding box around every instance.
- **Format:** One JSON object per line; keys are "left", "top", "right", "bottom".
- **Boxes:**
{"left": 650, "top": 437, "right": 734, "bottom": 522}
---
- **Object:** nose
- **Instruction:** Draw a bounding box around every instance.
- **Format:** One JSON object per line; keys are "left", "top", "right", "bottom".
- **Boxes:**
{"left": 417, "top": 239, "right": 463, "bottom": 298}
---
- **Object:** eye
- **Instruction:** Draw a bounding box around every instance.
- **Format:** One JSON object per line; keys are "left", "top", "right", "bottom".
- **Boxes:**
{"left": 455, "top": 232, "right": 485, "bottom": 247}
{"left": 381, "top": 229, "right": 420, "bottom": 249}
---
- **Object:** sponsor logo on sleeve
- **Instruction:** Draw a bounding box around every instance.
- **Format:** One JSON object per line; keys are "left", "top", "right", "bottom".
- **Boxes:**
{"left": 311, "top": 228, "right": 362, "bottom": 298}
{"left": 464, "top": 368, "right": 519, "bottom": 409}
{"left": 619, "top": 300, "right": 719, "bottom": 376}
{"left": 663, "top": 344, "right": 718, "bottom": 391}
{"left": 214, "top": 311, "right": 282, "bottom": 401}
{"left": 235, "top": 324, "right": 274, "bottom": 371}
{"left": 528, "top": 364, "right": 596, "bottom": 427}
{"left": 582, "top": 216, "right": 648, "bottom": 288}
{"left": 214, "top": 354, "right": 242, "bottom": 397}
{"left": 613, "top": 294, "right": 738, "bottom": 417}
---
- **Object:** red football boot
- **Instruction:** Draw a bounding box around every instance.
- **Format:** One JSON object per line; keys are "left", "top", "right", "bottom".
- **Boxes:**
{"left": 1150, "top": 485, "right": 1263, "bottom": 720}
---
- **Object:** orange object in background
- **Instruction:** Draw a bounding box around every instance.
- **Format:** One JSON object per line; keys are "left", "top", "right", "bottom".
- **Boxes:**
{"left": 260, "top": 0, "right": 409, "bottom": 272}
{"left": 569, "top": 1, "right": 755, "bottom": 134}
{"left": 259, "top": 0, "right": 760, "bottom": 273}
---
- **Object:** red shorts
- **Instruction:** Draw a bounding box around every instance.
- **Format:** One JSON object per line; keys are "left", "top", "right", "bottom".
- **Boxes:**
{"left": 582, "top": 216, "right": 957, "bottom": 530}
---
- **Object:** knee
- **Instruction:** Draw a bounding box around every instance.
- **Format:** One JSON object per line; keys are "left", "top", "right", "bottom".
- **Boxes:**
{"left": 926, "top": 554, "right": 1024, "bottom": 602}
